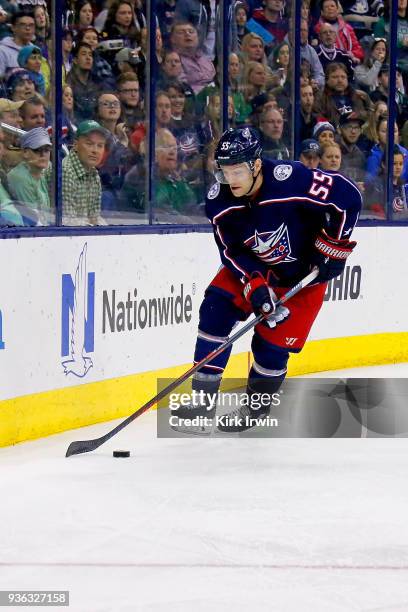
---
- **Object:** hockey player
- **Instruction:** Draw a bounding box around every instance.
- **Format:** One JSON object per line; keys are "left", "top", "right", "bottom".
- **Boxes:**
{"left": 172, "top": 126, "right": 362, "bottom": 432}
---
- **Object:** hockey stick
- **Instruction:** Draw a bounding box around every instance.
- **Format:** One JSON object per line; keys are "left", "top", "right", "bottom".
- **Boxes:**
{"left": 66, "top": 267, "right": 319, "bottom": 457}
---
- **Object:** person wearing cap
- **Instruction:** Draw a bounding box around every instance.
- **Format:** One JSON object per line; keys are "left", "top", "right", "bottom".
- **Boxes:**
{"left": 299, "top": 139, "right": 320, "bottom": 169}
{"left": 0, "top": 97, "right": 24, "bottom": 171}
{"left": 17, "top": 43, "right": 46, "bottom": 96}
{"left": 312, "top": 120, "right": 336, "bottom": 149}
{"left": 0, "top": 125, "right": 25, "bottom": 227}
{"left": 337, "top": 112, "right": 366, "bottom": 186}
{"left": 7, "top": 126, "right": 51, "bottom": 222}
{"left": 0, "top": 10, "right": 35, "bottom": 78}
{"left": 62, "top": 120, "right": 108, "bottom": 225}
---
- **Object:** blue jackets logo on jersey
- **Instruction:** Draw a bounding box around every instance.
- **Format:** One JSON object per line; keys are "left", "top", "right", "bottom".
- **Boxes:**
{"left": 247, "top": 225, "right": 297, "bottom": 264}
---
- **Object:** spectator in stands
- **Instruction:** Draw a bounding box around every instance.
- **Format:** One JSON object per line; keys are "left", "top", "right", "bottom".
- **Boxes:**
{"left": 300, "top": 82, "right": 319, "bottom": 140}
{"left": 354, "top": 37, "right": 387, "bottom": 93}
{"left": 240, "top": 32, "right": 269, "bottom": 66}
{"left": 366, "top": 117, "right": 408, "bottom": 183}
{"left": 155, "top": 91, "right": 172, "bottom": 129}
{"left": 370, "top": 65, "right": 408, "bottom": 124}
{"left": 364, "top": 146, "right": 407, "bottom": 219}
{"left": 362, "top": 99, "right": 387, "bottom": 144}
{"left": 154, "top": 127, "right": 198, "bottom": 218}
{"left": 165, "top": 81, "right": 195, "bottom": 127}
{"left": 337, "top": 111, "right": 366, "bottom": 187}
{"left": 17, "top": 44, "right": 46, "bottom": 97}
{"left": 315, "top": 21, "right": 354, "bottom": 79}
{"left": 174, "top": 0, "right": 210, "bottom": 50}
{"left": 117, "top": 71, "right": 144, "bottom": 129}
{"left": 159, "top": 49, "right": 184, "bottom": 84}
{"left": 95, "top": 91, "right": 133, "bottom": 210}
{"left": 299, "top": 138, "right": 321, "bottom": 169}
{"left": 76, "top": 26, "right": 115, "bottom": 89}
{"left": 7, "top": 127, "right": 52, "bottom": 223}
{"left": 312, "top": 120, "right": 336, "bottom": 148}
{"left": 6, "top": 69, "right": 36, "bottom": 102}
{"left": 62, "top": 119, "right": 108, "bottom": 225}
{"left": 0, "top": 125, "right": 26, "bottom": 227}
{"left": 62, "top": 84, "right": 76, "bottom": 144}
{"left": 102, "top": 0, "right": 141, "bottom": 49}
{"left": 319, "top": 141, "right": 342, "bottom": 171}
{"left": 299, "top": 19, "right": 325, "bottom": 90}
{"left": 74, "top": 0, "right": 94, "bottom": 33}
{"left": 20, "top": 96, "right": 46, "bottom": 130}
{"left": 0, "top": 98, "right": 23, "bottom": 171}
{"left": 314, "top": 62, "right": 373, "bottom": 126}
{"left": 235, "top": 1, "right": 250, "bottom": 47}
{"left": 67, "top": 42, "right": 100, "bottom": 123}
{"left": 242, "top": 61, "right": 269, "bottom": 105}
{"left": 259, "top": 107, "right": 290, "bottom": 159}
{"left": 169, "top": 21, "right": 216, "bottom": 94}
{"left": 252, "top": 0, "right": 289, "bottom": 51}
{"left": 157, "top": 0, "right": 177, "bottom": 47}
{"left": 33, "top": 4, "right": 50, "bottom": 59}
{"left": 229, "top": 51, "right": 251, "bottom": 123}
{"left": 374, "top": 0, "right": 408, "bottom": 75}
{"left": 314, "top": 0, "right": 364, "bottom": 64}
{"left": 268, "top": 42, "right": 291, "bottom": 87}
{"left": 62, "top": 28, "right": 74, "bottom": 81}
{"left": 201, "top": 91, "right": 235, "bottom": 145}
{"left": 0, "top": 11, "right": 36, "bottom": 78}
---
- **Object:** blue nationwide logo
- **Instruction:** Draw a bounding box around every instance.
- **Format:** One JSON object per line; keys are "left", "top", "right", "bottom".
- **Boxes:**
{"left": 0, "top": 308, "right": 5, "bottom": 350}
{"left": 61, "top": 243, "right": 95, "bottom": 378}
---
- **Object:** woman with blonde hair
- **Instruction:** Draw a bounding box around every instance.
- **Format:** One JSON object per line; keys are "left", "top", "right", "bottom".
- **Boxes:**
{"left": 240, "top": 32, "right": 269, "bottom": 67}
{"left": 319, "top": 141, "right": 342, "bottom": 172}
{"left": 361, "top": 100, "right": 388, "bottom": 144}
{"left": 242, "top": 61, "right": 271, "bottom": 104}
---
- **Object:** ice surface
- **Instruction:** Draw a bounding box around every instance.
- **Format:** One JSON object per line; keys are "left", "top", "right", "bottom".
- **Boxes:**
{"left": 1, "top": 364, "right": 408, "bottom": 612}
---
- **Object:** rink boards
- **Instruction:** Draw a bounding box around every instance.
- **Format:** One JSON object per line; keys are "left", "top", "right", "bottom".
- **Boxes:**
{"left": 0, "top": 226, "right": 407, "bottom": 446}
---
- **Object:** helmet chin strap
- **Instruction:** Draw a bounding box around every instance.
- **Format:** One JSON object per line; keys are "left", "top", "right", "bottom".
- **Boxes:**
{"left": 244, "top": 166, "right": 262, "bottom": 196}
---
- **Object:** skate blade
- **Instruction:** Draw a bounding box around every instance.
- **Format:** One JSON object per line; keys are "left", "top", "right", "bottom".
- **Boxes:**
{"left": 170, "top": 423, "right": 214, "bottom": 436}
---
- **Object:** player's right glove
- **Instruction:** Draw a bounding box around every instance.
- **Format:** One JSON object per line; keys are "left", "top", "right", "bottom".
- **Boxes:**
{"left": 312, "top": 230, "right": 357, "bottom": 283}
{"left": 243, "top": 272, "right": 290, "bottom": 328}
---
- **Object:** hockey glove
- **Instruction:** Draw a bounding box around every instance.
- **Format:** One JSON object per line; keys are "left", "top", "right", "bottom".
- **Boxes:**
{"left": 243, "top": 272, "right": 290, "bottom": 328}
{"left": 312, "top": 230, "right": 356, "bottom": 283}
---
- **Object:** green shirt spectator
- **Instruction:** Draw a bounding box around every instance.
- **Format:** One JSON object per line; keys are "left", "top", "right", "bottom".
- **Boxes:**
{"left": 0, "top": 181, "right": 23, "bottom": 226}
{"left": 62, "top": 119, "right": 108, "bottom": 226}
{"left": 7, "top": 126, "right": 52, "bottom": 224}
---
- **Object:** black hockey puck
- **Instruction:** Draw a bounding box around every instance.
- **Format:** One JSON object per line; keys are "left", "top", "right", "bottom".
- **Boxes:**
{"left": 113, "top": 450, "right": 130, "bottom": 458}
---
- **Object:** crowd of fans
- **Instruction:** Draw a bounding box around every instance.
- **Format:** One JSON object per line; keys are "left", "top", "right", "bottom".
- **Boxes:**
{"left": 0, "top": 0, "right": 407, "bottom": 227}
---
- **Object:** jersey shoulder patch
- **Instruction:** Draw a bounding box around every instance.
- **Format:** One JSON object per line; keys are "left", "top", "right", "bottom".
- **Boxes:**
{"left": 273, "top": 164, "right": 293, "bottom": 181}
{"left": 207, "top": 182, "right": 220, "bottom": 199}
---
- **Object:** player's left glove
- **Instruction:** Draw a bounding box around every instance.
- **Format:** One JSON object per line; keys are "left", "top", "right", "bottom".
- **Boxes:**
{"left": 243, "top": 272, "right": 290, "bottom": 328}
{"left": 312, "top": 229, "right": 356, "bottom": 283}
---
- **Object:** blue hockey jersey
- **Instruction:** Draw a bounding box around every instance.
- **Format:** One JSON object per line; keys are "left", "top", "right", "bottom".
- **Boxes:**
{"left": 205, "top": 159, "right": 362, "bottom": 286}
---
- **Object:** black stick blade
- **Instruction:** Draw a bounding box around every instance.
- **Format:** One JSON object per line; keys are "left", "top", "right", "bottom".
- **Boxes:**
{"left": 66, "top": 438, "right": 103, "bottom": 457}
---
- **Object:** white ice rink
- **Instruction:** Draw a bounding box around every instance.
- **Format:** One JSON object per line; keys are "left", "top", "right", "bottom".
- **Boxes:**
{"left": 1, "top": 364, "right": 408, "bottom": 612}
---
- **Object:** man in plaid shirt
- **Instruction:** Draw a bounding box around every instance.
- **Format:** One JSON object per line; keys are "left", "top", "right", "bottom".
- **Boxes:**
{"left": 62, "top": 120, "right": 108, "bottom": 226}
